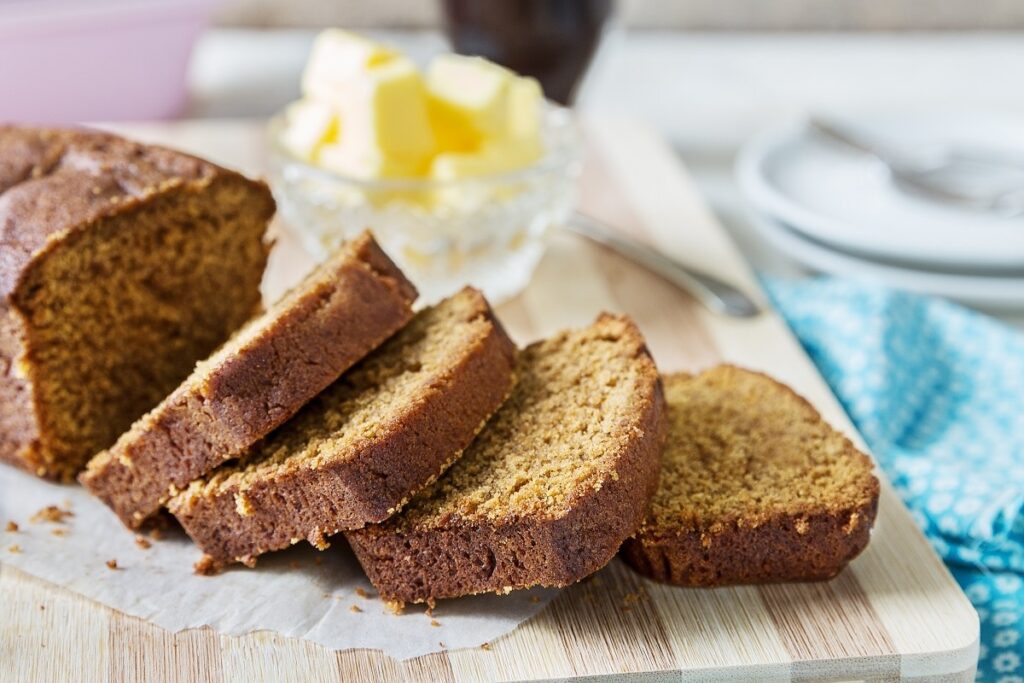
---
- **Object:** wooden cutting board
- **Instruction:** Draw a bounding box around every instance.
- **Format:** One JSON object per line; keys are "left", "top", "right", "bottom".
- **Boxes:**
{"left": 0, "top": 118, "right": 979, "bottom": 682}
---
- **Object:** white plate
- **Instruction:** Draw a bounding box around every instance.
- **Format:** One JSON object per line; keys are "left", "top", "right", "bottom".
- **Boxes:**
{"left": 748, "top": 211, "right": 1024, "bottom": 311}
{"left": 736, "top": 112, "right": 1024, "bottom": 270}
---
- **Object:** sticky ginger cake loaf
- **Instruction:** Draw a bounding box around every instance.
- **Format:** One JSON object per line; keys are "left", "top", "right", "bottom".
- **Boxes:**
{"left": 80, "top": 231, "right": 417, "bottom": 528}
{"left": 621, "top": 366, "right": 880, "bottom": 586}
{"left": 346, "top": 313, "right": 666, "bottom": 605}
{"left": 0, "top": 126, "right": 274, "bottom": 481}
{"left": 169, "top": 287, "right": 517, "bottom": 570}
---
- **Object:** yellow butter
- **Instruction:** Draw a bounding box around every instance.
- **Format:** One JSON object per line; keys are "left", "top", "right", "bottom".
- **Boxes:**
{"left": 325, "top": 58, "right": 436, "bottom": 178}
{"left": 426, "top": 54, "right": 513, "bottom": 149}
{"left": 301, "top": 29, "right": 399, "bottom": 102}
{"left": 506, "top": 77, "right": 543, "bottom": 142}
{"left": 280, "top": 99, "right": 338, "bottom": 162}
{"left": 430, "top": 139, "right": 539, "bottom": 182}
{"left": 286, "top": 30, "right": 548, "bottom": 190}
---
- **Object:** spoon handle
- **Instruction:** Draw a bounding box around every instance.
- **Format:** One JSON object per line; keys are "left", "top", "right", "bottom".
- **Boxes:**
{"left": 566, "top": 213, "right": 762, "bottom": 318}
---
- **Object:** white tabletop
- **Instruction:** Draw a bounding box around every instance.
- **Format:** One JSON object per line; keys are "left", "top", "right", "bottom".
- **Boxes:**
{"left": 188, "top": 28, "right": 1024, "bottom": 325}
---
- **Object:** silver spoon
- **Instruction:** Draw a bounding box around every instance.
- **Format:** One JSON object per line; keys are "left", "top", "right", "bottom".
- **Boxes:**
{"left": 809, "top": 117, "right": 1024, "bottom": 216}
{"left": 565, "top": 212, "right": 762, "bottom": 318}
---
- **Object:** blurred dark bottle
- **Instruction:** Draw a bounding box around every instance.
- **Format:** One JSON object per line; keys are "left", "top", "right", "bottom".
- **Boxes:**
{"left": 440, "top": 0, "right": 614, "bottom": 105}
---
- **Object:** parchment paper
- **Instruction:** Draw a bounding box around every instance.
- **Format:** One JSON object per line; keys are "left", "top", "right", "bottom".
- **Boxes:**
{"left": 0, "top": 465, "right": 557, "bottom": 659}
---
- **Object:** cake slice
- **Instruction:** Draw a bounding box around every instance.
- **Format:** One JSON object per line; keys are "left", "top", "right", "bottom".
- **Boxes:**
{"left": 346, "top": 314, "right": 666, "bottom": 605}
{"left": 621, "top": 366, "right": 880, "bottom": 586}
{"left": 0, "top": 126, "right": 273, "bottom": 481}
{"left": 80, "top": 232, "right": 416, "bottom": 528}
{"left": 168, "top": 287, "right": 517, "bottom": 571}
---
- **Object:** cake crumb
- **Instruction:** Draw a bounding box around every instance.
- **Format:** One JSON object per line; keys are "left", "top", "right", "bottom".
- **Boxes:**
{"left": 480, "top": 642, "right": 491, "bottom": 651}
{"left": 50, "top": 528, "right": 67, "bottom": 537}
{"left": 5, "top": 521, "right": 18, "bottom": 532}
{"left": 355, "top": 587, "right": 371, "bottom": 599}
{"left": 30, "top": 505, "right": 72, "bottom": 524}
{"left": 349, "top": 605, "right": 363, "bottom": 614}
{"left": 384, "top": 600, "right": 404, "bottom": 615}
{"left": 8, "top": 544, "right": 22, "bottom": 554}
{"left": 194, "top": 556, "right": 221, "bottom": 576}
{"left": 106, "top": 559, "right": 119, "bottom": 570}
{"left": 430, "top": 619, "right": 441, "bottom": 627}
{"left": 439, "top": 642, "right": 446, "bottom": 649}
{"left": 622, "top": 592, "right": 642, "bottom": 606}
{"left": 148, "top": 528, "right": 165, "bottom": 541}
{"left": 135, "top": 536, "right": 152, "bottom": 550}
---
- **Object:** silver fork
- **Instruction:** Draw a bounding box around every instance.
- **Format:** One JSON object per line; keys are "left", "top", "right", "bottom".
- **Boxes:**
{"left": 809, "top": 117, "right": 1024, "bottom": 217}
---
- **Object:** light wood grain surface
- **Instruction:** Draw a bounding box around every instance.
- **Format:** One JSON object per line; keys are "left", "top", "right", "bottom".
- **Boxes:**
{"left": 0, "top": 118, "right": 978, "bottom": 682}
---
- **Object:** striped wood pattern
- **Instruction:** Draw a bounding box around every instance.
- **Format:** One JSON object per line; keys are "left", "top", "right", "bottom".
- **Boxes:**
{"left": 0, "top": 119, "right": 979, "bottom": 682}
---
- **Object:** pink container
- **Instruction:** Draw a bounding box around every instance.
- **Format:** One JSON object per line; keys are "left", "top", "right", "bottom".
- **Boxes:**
{"left": 0, "top": 0, "right": 217, "bottom": 123}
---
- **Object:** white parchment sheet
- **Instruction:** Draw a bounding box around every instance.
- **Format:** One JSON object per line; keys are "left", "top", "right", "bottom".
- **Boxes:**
{"left": 0, "top": 465, "right": 557, "bottom": 659}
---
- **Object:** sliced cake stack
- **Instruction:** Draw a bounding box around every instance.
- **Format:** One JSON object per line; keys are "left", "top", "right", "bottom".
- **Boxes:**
{"left": 2, "top": 127, "right": 879, "bottom": 609}
{"left": 345, "top": 314, "right": 666, "bottom": 603}
{"left": 80, "top": 231, "right": 418, "bottom": 528}
{"left": 170, "top": 286, "right": 517, "bottom": 571}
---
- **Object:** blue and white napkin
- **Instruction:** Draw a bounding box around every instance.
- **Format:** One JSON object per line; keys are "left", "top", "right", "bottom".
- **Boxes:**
{"left": 765, "top": 277, "right": 1024, "bottom": 680}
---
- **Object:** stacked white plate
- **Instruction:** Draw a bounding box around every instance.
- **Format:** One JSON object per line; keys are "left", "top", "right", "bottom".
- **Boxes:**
{"left": 736, "top": 112, "right": 1024, "bottom": 310}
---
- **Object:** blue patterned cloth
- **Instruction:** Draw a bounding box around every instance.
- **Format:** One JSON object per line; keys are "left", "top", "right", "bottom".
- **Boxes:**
{"left": 764, "top": 278, "right": 1024, "bottom": 681}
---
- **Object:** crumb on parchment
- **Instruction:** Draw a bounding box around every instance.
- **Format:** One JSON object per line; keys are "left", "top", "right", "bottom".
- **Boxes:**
{"left": 194, "top": 555, "right": 221, "bottom": 576}
{"left": 5, "top": 521, "right": 18, "bottom": 532}
{"left": 349, "top": 605, "right": 363, "bottom": 614}
{"left": 135, "top": 536, "right": 151, "bottom": 550}
{"left": 30, "top": 505, "right": 73, "bottom": 524}
{"left": 8, "top": 544, "right": 21, "bottom": 554}
{"left": 50, "top": 528, "right": 67, "bottom": 537}
{"left": 430, "top": 619, "right": 441, "bottom": 627}
{"left": 106, "top": 559, "right": 119, "bottom": 570}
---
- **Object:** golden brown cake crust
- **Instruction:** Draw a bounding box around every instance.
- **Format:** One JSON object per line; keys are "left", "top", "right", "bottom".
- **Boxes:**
{"left": 621, "top": 366, "right": 880, "bottom": 587}
{"left": 0, "top": 126, "right": 274, "bottom": 479}
{"left": 168, "top": 288, "right": 517, "bottom": 569}
{"left": 346, "top": 314, "right": 667, "bottom": 604}
{"left": 80, "top": 232, "right": 417, "bottom": 528}
{"left": 0, "top": 126, "right": 225, "bottom": 299}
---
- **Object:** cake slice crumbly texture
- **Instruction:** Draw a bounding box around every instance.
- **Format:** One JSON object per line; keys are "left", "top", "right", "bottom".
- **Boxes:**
{"left": 168, "top": 287, "right": 517, "bottom": 570}
{"left": 0, "top": 126, "right": 273, "bottom": 481}
{"left": 621, "top": 366, "right": 880, "bottom": 586}
{"left": 80, "top": 232, "right": 417, "bottom": 528}
{"left": 345, "top": 314, "right": 666, "bottom": 605}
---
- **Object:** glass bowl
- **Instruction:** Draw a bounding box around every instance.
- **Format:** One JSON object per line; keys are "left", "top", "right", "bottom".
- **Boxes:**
{"left": 267, "top": 107, "right": 582, "bottom": 304}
